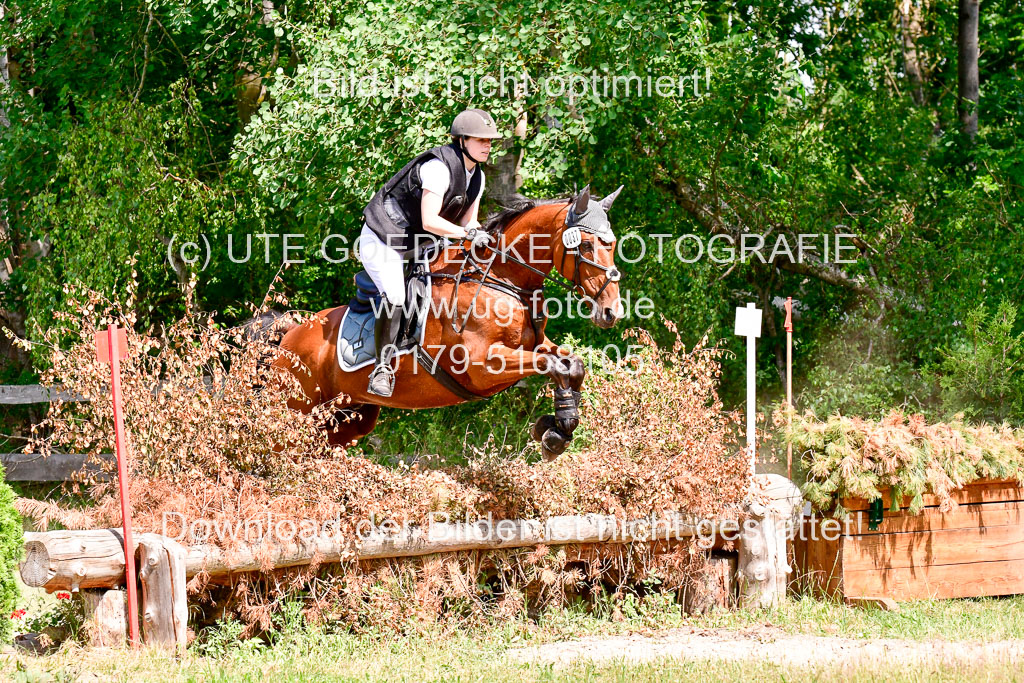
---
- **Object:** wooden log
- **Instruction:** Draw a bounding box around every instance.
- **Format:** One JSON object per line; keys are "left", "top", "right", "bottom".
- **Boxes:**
{"left": 79, "top": 589, "right": 126, "bottom": 647}
{"left": 137, "top": 537, "right": 187, "bottom": 653}
{"left": 22, "top": 528, "right": 127, "bottom": 592}
{"left": 683, "top": 554, "right": 736, "bottom": 614}
{"left": 167, "top": 540, "right": 188, "bottom": 650}
{"left": 20, "top": 514, "right": 739, "bottom": 592}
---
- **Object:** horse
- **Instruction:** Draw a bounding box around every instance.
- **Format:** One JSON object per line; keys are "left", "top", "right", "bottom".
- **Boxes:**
{"left": 274, "top": 184, "right": 625, "bottom": 459}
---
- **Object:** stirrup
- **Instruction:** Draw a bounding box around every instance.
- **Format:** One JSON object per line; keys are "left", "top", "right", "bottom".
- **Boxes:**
{"left": 367, "top": 363, "right": 396, "bottom": 397}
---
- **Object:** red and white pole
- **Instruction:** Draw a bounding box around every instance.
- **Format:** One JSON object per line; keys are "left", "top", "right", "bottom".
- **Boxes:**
{"left": 97, "top": 323, "right": 140, "bottom": 648}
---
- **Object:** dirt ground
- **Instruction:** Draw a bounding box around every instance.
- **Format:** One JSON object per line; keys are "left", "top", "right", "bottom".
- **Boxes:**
{"left": 506, "top": 625, "right": 1024, "bottom": 668}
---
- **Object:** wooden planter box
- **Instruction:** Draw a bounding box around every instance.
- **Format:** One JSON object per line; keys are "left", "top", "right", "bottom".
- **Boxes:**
{"left": 794, "top": 478, "right": 1024, "bottom": 602}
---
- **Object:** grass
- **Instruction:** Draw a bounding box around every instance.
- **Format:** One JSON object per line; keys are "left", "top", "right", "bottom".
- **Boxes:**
{"left": 3, "top": 593, "right": 1023, "bottom": 682}
{"left": 692, "top": 593, "right": 1024, "bottom": 642}
{"left": 4, "top": 642, "right": 1019, "bottom": 682}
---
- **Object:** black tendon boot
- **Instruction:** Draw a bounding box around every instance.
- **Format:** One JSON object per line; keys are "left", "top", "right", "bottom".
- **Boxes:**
{"left": 367, "top": 297, "right": 402, "bottom": 397}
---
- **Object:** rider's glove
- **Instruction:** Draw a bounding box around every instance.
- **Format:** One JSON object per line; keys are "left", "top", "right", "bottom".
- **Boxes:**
{"left": 466, "top": 228, "right": 494, "bottom": 250}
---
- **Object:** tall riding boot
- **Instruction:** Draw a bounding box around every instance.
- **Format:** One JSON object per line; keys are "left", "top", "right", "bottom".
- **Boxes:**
{"left": 367, "top": 297, "right": 402, "bottom": 397}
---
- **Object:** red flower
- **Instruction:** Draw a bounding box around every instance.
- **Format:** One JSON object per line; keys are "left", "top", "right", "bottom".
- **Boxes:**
{"left": 10, "top": 609, "right": 26, "bottom": 619}
{"left": 56, "top": 592, "right": 71, "bottom": 600}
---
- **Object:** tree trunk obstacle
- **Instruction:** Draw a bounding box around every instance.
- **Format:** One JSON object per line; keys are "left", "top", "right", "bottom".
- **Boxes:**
{"left": 737, "top": 474, "right": 803, "bottom": 608}
{"left": 21, "top": 475, "right": 801, "bottom": 648}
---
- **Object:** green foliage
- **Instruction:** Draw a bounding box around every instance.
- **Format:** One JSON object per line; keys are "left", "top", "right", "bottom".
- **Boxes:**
{"left": 363, "top": 335, "right": 608, "bottom": 461}
{"left": 933, "top": 301, "right": 1024, "bottom": 423}
{"left": 1, "top": 0, "right": 1024, "bottom": 428}
{"left": 797, "top": 312, "right": 931, "bottom": 420}
{"left": 363, "top": 376, "right": 552, "bottom": 464}
{"left": 0, "top": 462, "right": 21, "bottom": 642}
{"left": 23, "top": 593, "right": 82, "bottom": 643}
{"left": 194, "top": 617, "right": 265, "bottom": 659}
{"left": 788, "top": 411, "right": 1024, "bottom": 516}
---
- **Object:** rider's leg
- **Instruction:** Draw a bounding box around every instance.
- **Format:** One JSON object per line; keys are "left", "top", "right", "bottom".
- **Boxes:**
{"left": 357, "top": 225, "right": 408, "bottom": 309}
{"left": 367, "top": 294, "right": 402, "bottom": 396}
{"left": 357, "top": 226, "right": 407, "bottom": 397}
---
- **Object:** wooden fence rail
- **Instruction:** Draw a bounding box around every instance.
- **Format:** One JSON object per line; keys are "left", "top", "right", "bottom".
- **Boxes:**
{"left": 0, "top": 384, "right": 86, "bottom": 404}
{"left": 16, "top": 473, "right": 804, "bottom": 652}
{"left": 1, "top": 452, "right": 113, "bottom": 482}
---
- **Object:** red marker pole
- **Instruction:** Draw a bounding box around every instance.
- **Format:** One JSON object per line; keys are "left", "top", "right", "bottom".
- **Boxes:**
{"left": 784, "top": 298, "right": 794, "bottom": 480}
{"left": 97, "top": 323, "right": 140, "bottom": 648}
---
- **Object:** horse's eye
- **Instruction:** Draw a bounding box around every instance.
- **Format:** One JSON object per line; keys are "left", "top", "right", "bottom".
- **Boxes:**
{"left": 579, "top": 241, "right": 594, "bottom": 256}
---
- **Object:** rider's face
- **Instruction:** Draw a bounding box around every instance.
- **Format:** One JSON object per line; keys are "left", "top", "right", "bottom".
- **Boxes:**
{"left": 464, "top": 136, "right": 492, "bottom": 162}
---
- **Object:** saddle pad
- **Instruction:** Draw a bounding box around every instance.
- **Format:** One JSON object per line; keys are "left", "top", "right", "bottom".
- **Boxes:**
{"left": 336, "top": 276, "right": 431, "bottom": 372}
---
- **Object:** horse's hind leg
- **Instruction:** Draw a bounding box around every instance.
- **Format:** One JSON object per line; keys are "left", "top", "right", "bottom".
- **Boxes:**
{"left": 327, "top": 403, "right": 382, "bottom": 448}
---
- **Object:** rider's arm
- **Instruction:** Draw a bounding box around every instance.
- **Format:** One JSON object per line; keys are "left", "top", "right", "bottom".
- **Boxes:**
{"left": 421, "top": 190, "right": 472, "bottom": 238}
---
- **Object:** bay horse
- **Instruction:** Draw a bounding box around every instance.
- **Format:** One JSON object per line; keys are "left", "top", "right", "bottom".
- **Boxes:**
{"left": 275, "top": 185, "right": 624, "bottom": 459}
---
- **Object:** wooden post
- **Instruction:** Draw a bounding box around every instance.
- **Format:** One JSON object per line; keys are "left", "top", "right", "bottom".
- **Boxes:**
{"left": 683, "top": 554, "right": 736, "bottom": 614}
{"left": 79, "top": 589, "right": 126, "bottom": 647}
{"left": 738, "top": 474, "right": 803, "bottom": 608}
{"left": 734, "top": 304, "right": 763, "bottom": 480}
{"left": 785, "top": 297, "right": 793, "bottom": 479}
{"left": 137, "top": 536, "right": 188, "bottom": 654}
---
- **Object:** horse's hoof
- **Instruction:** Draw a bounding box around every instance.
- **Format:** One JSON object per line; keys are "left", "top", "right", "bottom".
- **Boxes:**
{"left": 540, "top": 427, "right": 569, "bottom": 460}
{"left": 556, "top": 417, "right": 579, "bottom": 435}
{"left": 531, "top": 414, "right": 558, "bottom": 442}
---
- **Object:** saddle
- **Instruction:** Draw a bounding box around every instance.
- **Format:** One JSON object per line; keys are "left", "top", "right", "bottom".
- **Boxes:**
{"left": 337, "top": 255, "right": 429, "bottom": 370}
{"left": 337, "top": 245, "right": 484, "bottom": 401}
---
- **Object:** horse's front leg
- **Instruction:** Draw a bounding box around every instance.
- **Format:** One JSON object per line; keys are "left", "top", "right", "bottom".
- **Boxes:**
{"left": 526, "top": 338, "right": 587, "bottom": 460}
{"left": 534, "top": 337, "right": 586, "bottom": 411}
{"left": 464, "top": 344, "right": 580, "bottom": 460}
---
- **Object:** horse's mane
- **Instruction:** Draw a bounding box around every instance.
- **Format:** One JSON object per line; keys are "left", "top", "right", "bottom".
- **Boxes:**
{"left": 484, "top": 195, "right": 571, "bottom": 234}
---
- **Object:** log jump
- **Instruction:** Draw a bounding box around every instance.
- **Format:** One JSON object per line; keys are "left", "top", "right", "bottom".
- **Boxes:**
{"left": 17, "top": 475, "right": 803, "bottom": 651}
{"left": 22, "top": 512, "right": 741, "bottom": 592}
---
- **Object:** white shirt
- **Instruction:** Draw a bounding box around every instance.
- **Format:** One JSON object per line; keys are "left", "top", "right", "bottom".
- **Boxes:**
{"left": 419, "top": 158, "right": 485, "bottom": 204}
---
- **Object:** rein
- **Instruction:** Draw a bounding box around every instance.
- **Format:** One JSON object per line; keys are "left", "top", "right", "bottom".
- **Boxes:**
{"left": 432, "top": 203, "right": 621, "bottom": 334}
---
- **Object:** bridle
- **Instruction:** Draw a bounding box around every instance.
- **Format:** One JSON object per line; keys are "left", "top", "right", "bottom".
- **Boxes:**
{"left": 429, "top": 201, "right": 621, "bottom": 334}
{"left": 465, "top": 202, "right": 620, "bottom": 296}
{"left": 558, "top": 203, "right": 622, "bottom": 301}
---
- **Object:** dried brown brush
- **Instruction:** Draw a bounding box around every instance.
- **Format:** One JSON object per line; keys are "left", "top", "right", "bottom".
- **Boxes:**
{"left": 15, "top": 274, "right": 749, "bottom": 631}
{"left": 457, "top": 321, "right": 750, "bottom": 522}
{"left": 278, "top": 539, "right": 709, "bottom": 633}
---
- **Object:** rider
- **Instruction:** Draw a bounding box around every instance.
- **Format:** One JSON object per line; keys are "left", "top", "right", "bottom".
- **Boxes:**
{"left": 358, "top": 108, "right": 501, "bottom": 397}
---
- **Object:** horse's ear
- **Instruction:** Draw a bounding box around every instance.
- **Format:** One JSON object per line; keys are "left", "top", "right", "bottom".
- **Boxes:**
{"left": 574, "top": 184, "right": 591, "bottom": 213}
{"left": 599, "top": 185, "right": 624, "bottom": 211}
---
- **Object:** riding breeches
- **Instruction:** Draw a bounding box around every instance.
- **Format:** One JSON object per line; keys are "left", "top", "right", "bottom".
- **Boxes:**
{"left": 357, "top": 224, "right": 406, "bottom": 307}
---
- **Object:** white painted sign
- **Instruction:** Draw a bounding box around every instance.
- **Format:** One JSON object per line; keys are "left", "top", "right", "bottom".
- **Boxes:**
{"left": 734, "top": 303, "right": 763, "bottom": 338}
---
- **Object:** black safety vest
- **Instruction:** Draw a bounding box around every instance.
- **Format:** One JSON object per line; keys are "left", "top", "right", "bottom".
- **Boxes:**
{"left": 363, "top": 143, "right": 482, "bottom": 253}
